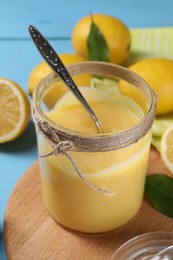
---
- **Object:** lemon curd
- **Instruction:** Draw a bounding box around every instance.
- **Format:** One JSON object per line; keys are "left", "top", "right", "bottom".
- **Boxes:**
{"left": 38, "top": 87, "right": 151, "bottom": 233}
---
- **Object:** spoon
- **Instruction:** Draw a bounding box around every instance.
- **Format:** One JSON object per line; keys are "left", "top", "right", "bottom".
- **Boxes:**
{"left": 28, "top": 25, "right": 103, "bottom": 134}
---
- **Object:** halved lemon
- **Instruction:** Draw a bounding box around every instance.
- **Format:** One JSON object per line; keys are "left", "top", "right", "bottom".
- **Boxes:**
{"left": 161, "top": 124, "right": 173, "bottom": 174}
{"left": 0, "top": 78, "right": 30, "bottom": 143}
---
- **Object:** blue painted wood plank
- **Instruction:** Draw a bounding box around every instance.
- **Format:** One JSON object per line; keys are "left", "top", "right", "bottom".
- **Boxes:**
{"left": 1, "top": 0, "right": 173, "bottom": 38}
{"left": 0, "top": 39, "right": 73, "bottom": 91}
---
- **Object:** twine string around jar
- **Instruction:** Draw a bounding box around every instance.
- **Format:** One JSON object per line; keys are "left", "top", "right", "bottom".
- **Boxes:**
{"left": 33, "top": 110, "right": 111, "bottom": 195}
{"left": 32, "top": 61, "right": 157, "bottom": 195}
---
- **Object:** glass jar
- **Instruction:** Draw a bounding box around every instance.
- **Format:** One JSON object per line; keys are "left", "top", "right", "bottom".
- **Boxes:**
{"left": 111, "top": 232, "right": 173, "bottom": 259}
{"left": 32, "top": 61, "right": 156, "bottom": 234}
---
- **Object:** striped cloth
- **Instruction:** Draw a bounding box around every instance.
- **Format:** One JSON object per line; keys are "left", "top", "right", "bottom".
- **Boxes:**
{"left": 126, "top": 27, "right": 173, "bottom": 66}
{"left": 126, "top": 27, "right": 173, "bottom": 151}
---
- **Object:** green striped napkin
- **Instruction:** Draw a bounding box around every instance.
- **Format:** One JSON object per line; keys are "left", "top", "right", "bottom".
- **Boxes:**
{"left": 127, "top": 27, "right": 173, "bottom": 151}
{"left": 126, "top": 27, "right": 173, "bottom": 66}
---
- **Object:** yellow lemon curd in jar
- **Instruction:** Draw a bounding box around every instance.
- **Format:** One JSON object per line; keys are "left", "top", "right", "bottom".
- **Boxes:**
{"left": 38, "top": 87, "right": 151, "bottom": 233}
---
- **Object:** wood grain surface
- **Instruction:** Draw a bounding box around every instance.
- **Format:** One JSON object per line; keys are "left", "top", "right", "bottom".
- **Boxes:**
{"left": 4, "top": 148, "right": 173, "bottom": 260}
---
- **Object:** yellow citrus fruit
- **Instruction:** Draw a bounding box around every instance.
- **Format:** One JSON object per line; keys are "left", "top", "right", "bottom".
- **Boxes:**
{"left": 71, "top": 14, "right": 131, "bottom": 65}
{"left": 0, "top": 78, "right": 30, "bottom": 143}
{"left": 119, "top": 58, "right": 173, "bottom": 115}
{"left": 28, "top": 53, "right": 90, "bottom": 96}
{"left": 28, "top": 53, "right": 91, "bottom": 108}
{"left": 161, "top": 124, "right": 173, "bottom": 174}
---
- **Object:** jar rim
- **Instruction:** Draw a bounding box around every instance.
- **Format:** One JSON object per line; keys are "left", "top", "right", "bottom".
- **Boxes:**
{"left": 33, "top": 61, "right": 157, "bottom": 152}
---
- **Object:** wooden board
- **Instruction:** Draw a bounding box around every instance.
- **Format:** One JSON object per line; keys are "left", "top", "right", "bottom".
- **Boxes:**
{"left": 4, "top": 148, "right": 173, "bottom": 260}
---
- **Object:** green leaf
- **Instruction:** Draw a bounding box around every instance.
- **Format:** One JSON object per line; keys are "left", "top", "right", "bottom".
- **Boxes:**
{"left": 87, "top": 20, "right": 109, "bottom": 62}
{"left": 145, "top": 174, "right": 173, "bottom": 218}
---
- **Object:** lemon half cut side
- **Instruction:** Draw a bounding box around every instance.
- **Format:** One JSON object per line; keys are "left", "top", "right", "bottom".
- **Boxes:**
{"left": 161, "top": 124, "right": 173, "bottom": 174}
{"left": 0, "top": 78, "right": 30, "bottom": 143}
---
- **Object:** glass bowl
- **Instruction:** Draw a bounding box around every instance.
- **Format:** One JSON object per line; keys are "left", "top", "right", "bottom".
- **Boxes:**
{"left": 111, "top": 232, "right": 173, "bottom": 260}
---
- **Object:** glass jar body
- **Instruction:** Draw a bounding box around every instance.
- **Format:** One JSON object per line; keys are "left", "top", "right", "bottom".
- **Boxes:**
{"left": 33, "top": 61, "right": 156, "bottom": 234}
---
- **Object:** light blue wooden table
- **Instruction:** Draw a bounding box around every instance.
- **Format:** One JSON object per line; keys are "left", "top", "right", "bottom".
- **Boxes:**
{"left": 1, "top": 0, "right": 173, "bottom": 259}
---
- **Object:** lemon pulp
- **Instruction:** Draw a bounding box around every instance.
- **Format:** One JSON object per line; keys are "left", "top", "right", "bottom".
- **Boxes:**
{"left": 161, "top": 124, "right": 173, "bottom": 174}
{"left": 0, "top": 78, "right": 30, "bottom": 143}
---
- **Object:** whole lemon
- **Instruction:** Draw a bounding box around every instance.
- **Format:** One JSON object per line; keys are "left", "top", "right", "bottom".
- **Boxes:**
{"left": 28, "top": 53, "right": 91, "bottom": 108}
{"left": 28, "top": 53, "right": 90, "bottom": 96}
{"left": 119, "top": 58, "right": 173, "bottom": 115}
{"left": 71, "top": 14, "right": 131, "bottom": 65}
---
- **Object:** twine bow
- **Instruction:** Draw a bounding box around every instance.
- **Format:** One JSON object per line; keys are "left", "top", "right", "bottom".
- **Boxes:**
{"left": 33, "top": 110, "right": 111, "bottom": 195}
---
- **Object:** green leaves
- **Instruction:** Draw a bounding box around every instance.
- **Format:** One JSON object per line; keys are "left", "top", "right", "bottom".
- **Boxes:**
{"left": 87, "top": 19, "right": 109, "bottom": 62}
{"left": 145, "top": 174, "right": 173, "bottom": 218}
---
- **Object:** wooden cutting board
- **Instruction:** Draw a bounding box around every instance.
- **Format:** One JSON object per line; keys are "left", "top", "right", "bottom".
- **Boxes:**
{"left": 4, "top": 148, "right": 173, "bottom": 260}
